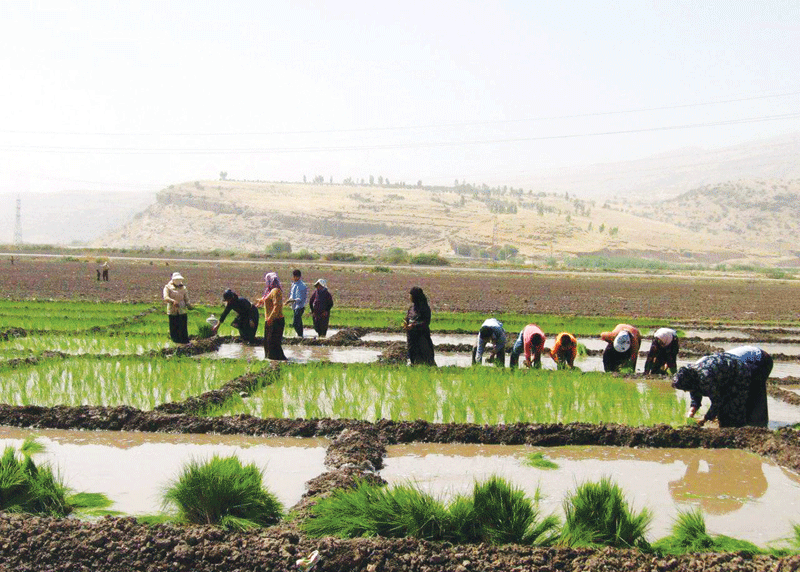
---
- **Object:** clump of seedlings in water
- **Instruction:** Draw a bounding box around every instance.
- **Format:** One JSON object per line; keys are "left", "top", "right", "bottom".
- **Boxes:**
{"left": 560, "top": 477, "right": 653, "bottom": 549}
{"left": 303, "top": 476, "right": 559, "bottom": 546}
{"left": 162, "top": 454, "right": 283, "bottom": 531}
{"left": 524, "top": 452, "right": 559, "bottom": 469}
{"left": 651, "top": 508, "right": 760, "bottom": 555}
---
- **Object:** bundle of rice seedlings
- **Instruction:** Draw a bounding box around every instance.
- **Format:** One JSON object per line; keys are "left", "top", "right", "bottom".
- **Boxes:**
{"left": 560, "top": 477, "right": 652, "bottom": 549}
{"left": 163, "top": 455, "right": 283, "bottom": 530}
{"left": 652, "top": 509, "right": 761, "bottom": 555}
{"left": 0, "top": 437, "right": 71, "bottom": 517}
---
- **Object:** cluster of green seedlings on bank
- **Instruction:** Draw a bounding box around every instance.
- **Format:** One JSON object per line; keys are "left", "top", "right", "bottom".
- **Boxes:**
{"left": 4, "top": 440, "right": 800, "bottom": 556}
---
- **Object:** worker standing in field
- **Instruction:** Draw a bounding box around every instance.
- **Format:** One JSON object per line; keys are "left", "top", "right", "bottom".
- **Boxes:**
{"left": 600, "top": 323, "right": 641, "bottom": 372}
{"left": 162, "top": 272, "right": 193, "bottom": 344}
{"left": 673, "top": 350, "right": 768, "bottom": 428}
{"left": 309, "top": 278, "right": 334, "bottom": 338}
{"left": 212, "top": 289, "right": 259, "bottom": 343}
{"left": 404, "top": 286, "right": 436, "bottom": 366}
{"left": 284, "top": 269, "right": 308, "bottom": 337}
{"left": 550, "top": 332, "right": 578, "bottom": 368}
{"left": 102, "top": 261, "right": 110, "bottom": 281}
{"left": 643, "top": 327, "right": 680, "bottom": 375}
{"left": 255, "top": 272, "right": 287, "bottom": 360}
{"left": 472, "top": 318, "right": 507, "bottom": 367}
{"left": 509, "top": 324, "right": 545, "bottom": 369}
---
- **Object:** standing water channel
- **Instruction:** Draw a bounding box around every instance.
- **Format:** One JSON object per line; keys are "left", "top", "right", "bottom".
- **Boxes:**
{"left": 382, "top": 443, "right": 800, "bottom": 546}
{"left": 0, "top": 427, "right": 328, "bottom": 516}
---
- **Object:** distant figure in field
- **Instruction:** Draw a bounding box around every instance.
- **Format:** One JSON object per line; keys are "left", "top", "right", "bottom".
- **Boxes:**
{"left": 509, "top": 324, "right": 545, "bottom": 369}
{"left": 162, "top": 272, "right": 193, "bottom": 344}
{"left": 600, "top": 323, "right": 641, "bottom": 372}
{"left": 255, "top": 272, "right": 287, "bottom": 360}
{"left": 404, "top": 286, "right": 436, "bottom": 366}
{"left": 550, "top": 332, "right": 578, "bottom": 368}
{"left": 472, "top": 318, "right": 507, "bottom": 367}
{"left": 644, "top": 327, "right": 679, "bottom": 375}
{"left": 673, "top": 349, "right": 769, "bottom": 428}
{"left": 284, "top": 269, "right": 308, "bottom": 337}
{"left": 102, "top": 261, "right": 109, "bottom": 281}
{"left": 309, "top": 278, "right": 334, "bottom": 338}
{"left": 213, "top": 289, "right": 259, "bottom": 343}
{"left": 9, "top": 256, "right": 13, "bottom": 265}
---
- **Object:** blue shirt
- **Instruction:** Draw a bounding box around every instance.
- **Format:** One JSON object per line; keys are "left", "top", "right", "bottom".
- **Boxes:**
{"left": 289, "top": 280, "right": 308, "bottom": 311}
{"left": 475, "top": 318, "right": 506, "bottom": 362}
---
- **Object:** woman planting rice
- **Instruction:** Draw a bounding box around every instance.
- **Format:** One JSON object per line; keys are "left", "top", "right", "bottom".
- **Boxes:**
{"left": 672, "top": 350, "right": 769, "bottom": 428}
{"left": 255, "top": 272, "right": 287, "bottom": 360}
{"left": 403, "top": 286, "right": 436, "bottom": 366}
{"left": 509, "top": 324, "right": 545, "bottom": 369}
{"left": 212, "top": 289, "right": 259, "bottom": 343}
{"left": 550, "top": 332, "right": 578, "bottom": 368}
{"left": 600, "top": 324, "right": 641, "bottom": 372}
{"left": 644, "top": 327, "right": 680, "bottom": 375}
{"left": 162, "top": 272, "right": 193, "bottom": 344}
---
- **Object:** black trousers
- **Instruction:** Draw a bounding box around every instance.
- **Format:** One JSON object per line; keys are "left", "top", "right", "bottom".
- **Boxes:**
{"left": 292, "top": 307, "right": 305, "bottom": 337}
{"left": 264, "top": 317, "right": 287, "bottom": 360}
{"left": 168, "top": 314, "right": 189, "bottom": 344}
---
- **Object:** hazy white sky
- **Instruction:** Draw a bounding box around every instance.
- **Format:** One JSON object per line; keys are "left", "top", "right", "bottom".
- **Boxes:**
{"left": 1, "top": 0, "right": 799, "bottom": 193}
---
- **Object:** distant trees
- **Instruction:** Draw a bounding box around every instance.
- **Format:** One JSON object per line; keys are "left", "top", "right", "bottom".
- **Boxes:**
{"left": 266, "top": 241, "right": 292, "bottom": 255}
{"left": 219, "top": 171, "right": 228, "bottom": 181}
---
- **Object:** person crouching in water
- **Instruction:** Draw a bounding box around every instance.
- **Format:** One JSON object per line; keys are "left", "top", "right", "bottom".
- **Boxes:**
{"left": 600, "top": 324, "right": 641, "bottom": 372}
{"left": 255, "top": 272, "right": 287, "bottom": 360}
{"left": 472, "top": 318, "right": 507, "bottom": 367}
{"left": 644, "top": 327, "right": 679, "bottom": 375}
{"left": 212, "top": 289, "right": 259, "bottom": 343}
{"left": 509, "top": 324, "right": 545, "bottom": 369}
{"left": 672, "top": 349, "right": 769, "bottom": 428}
{"left": 550, "top": 332, "right": 578, "bottom": 369}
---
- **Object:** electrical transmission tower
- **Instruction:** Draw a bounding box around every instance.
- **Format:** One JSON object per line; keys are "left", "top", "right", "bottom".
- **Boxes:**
{"left": 14, "top": 197, "right": 22, "bottom": 244}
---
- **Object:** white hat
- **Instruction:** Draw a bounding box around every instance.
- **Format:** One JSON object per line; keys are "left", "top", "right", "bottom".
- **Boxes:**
{"left": 654, "top": 328, "right": 676, "bottom": 346}
{"left": 613, "top": 331, "right": 632, "bottom": 353}
{"left": 171, "top": 272, "right": 185, "bottom": 283}
{"left": 314, "top": 278, "right": 327, "bottom": 288}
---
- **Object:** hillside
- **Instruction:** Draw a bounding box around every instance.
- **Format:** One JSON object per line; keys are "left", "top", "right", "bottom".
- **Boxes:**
{"left": 99, "top": 179, "right": 758, "bottom": 263}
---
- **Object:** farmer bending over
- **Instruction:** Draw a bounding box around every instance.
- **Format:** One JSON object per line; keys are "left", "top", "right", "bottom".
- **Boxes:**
{"left": 509, "top": 324, "right": 545, "bottom": 369}
{"left": 472, "top": 318, "right": 507, "bottom": 367}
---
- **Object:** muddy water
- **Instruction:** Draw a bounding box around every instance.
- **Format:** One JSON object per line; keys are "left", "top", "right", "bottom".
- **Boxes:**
{"left": 382, "top": 443, "right": 800, "bottom": 545}
{"left": 0, "top": 427, "right": 328, "bottom": 516}
{"left": 213, "top": 343, "right": 381, "bottom": 363}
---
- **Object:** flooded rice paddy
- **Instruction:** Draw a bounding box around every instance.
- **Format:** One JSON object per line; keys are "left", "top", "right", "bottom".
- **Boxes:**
{"left": 382, "top": 443, "right": 800, "bottom": 545}
{"left": 0, "top": 426, "right": 328, "bottom": 515}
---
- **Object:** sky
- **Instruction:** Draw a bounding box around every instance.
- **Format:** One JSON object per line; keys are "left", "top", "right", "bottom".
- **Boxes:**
{"left": 1, "top": 0, "right": 799, "bottom": 194}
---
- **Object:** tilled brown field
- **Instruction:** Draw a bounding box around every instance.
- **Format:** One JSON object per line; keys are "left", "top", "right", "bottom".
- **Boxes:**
{"left": 3, "top": 256, "right": 800, "bottom": 320}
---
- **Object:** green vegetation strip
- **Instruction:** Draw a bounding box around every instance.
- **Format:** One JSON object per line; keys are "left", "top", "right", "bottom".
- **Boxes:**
{"left": 209, "top": 363, "right": 687, "bottom": 426}
{"left": 0, "top": 334, "right": 171, "bottom": 356}
{"left": 0, "top": 355, "right": 256, "bottom": 410}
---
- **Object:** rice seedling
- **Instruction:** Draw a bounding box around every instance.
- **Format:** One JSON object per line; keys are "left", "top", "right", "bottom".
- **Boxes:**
{"left": 68, "top": 492, "right": 121, "bottom": 517}
{"left": 162, "top": 454, "right": 283, "bottom": 531}
{"left": 0, "top": 437, "right": 71, "bottom": 517}
{"left": 560, "top": 477, "right": 653, "bottom": 549}
{"left": 0, "top": 356, "right": 255, "bottom": 410}
{"left": 524, "top": 452, "right": 559, "bottom": 470}
{"left": 211, "top": 363, "right": 686, "bottom": 426}
{"left": 0, "top": 333, "right": 171, "bottom": 356}
{"left": 651, "top": 508, "right": 761, "bottom": 555}
{"left": 303, "top": 477, "right": 559, "bottom": 546}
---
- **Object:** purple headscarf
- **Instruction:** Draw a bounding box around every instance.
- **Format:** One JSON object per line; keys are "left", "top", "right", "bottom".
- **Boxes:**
{"left": 263, "top": 272, "right": 281, "bottom": 296}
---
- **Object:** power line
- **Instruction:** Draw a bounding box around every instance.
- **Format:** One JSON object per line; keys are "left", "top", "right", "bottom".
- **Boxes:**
{"left": 1, "top": 90, "right": 799, "bottom": 137}
{"left": 1, "top": 112, "right": 798, "bottom": 155}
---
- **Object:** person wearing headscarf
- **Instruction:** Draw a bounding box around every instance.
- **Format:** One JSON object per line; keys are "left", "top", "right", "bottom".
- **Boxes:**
{"left": 472, "top": 318, "right": 507, "bottom": 367}
{"left": 403, "top": 286, "right": 436, "bottom": 366}
{"left": 644, "top": 327, "right": 680, "bottom": 375}
{"left": 672, "top": 351, "right": 764, "bottom": 428}
{"left": 308, "top": 278, "right": 334, "bottom": 338}
{"left": 255, "top": 272, "right": 287, "bottom": 360}
{"left": 550, "top": 332, "right": 578, "bottom": 368}
{"left": 600, "top": 323, "right": 641, "bottom": 372}
{"left": 162, "top": 272, "right": 193, "bottom": 344}
{"left": 726, "top": 346, "right": 771, "bottom": 427}
{"left": 509, "top": 324, "right": 545, "bottom": 369}
{"left": 212, "top": 289, "right": 259, "bottom": 343}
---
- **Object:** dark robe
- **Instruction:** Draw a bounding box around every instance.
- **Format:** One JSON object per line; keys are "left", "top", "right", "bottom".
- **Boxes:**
{"left": 309, "top": 287, "right": 334, "bottom": 337}
{"left": 406, "top": 303, "right": 436, "bottom": 366}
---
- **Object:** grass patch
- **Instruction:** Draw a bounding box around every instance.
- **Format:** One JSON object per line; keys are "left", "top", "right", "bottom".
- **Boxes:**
{"left": 210, "top": 362, "right": 686, "bottom": 426}
{"left": 560, "top": 477, "right": 653, "bottom": 549}
{"left": 303, "top": 477, "right": 558, "bottom": 545}
{"left": 0, "top": 437, "right": 71, "bottom": 517}
{"left": 162, "top": 454, "right": 283, "bottom": 531}
{"left": 524, "top": 452, "right": 559, "bottom": 470}
{"left": 651, "top": 508, "right": 761, "bottom": 555}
